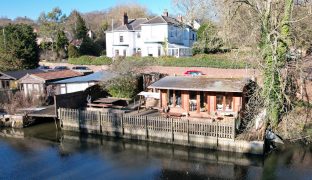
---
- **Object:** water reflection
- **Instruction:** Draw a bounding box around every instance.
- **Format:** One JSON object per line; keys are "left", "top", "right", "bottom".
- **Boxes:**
{"left": 0, "top": 123, "right": 311, "bottom": 180}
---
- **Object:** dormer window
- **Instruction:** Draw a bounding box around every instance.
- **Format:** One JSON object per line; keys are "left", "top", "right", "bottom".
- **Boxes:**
{"left": 120, "top": 35, "right": 124, "bottom": 43}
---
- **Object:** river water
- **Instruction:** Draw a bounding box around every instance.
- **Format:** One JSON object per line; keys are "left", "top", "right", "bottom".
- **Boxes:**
{"left": 0, "top": 123, "right": 312, "bottom": 180}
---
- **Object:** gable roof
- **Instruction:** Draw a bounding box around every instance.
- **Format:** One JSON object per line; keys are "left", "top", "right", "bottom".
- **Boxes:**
{"left": 0, "top": 69, "right": 44, "bottom": 80}
{"left": 52, "top": 71, "right": 118, "bottom": 84}
{"left": 142, "top": 16, "right": 192, "bottom": 28}
{"left": 148, "top": 76, "right": 248, "bottom": 93}
{"left": 114, "top": 18, "right": 149, "bottom": 31}
{"left": 31, "top": 70, "right": 82, "bottom": 81}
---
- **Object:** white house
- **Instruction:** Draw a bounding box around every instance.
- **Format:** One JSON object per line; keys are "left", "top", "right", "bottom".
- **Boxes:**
{"left": 106, "top": 11, "right": 197, "bottom": 58}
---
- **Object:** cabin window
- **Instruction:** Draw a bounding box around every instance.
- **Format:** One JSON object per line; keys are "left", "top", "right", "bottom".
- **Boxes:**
{"left": 225, "top": 96, "right": 233, "bottom": 111}
{"left": 216, "top": 95, "right": 223, "bottom": 111}
{"left": 168, "top": 90, "right": 174, "bottom": 106}
{"left": 175, "top": 90, "right": 181, "bottom": 107}
{"left": 189, "top": 91, "right": 197, "bottom": 111}
{"left": 1, "top": 81, "right": 10, "bottom": 89}
{"left": 200, "top": 92, "right": 205, "bottom": 109}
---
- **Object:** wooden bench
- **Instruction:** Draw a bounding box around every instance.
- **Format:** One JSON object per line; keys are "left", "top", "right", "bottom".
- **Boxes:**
{"left": 87, "top": 103, "right": 112, "bottom": 108}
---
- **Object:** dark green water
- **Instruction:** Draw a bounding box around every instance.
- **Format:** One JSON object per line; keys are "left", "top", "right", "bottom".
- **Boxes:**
{"left": 0, "top": 123, "right": 312, "bottom": 180}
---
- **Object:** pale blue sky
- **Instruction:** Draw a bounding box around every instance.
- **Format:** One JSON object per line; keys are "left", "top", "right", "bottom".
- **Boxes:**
{"left": 0, "top": 0, "right": 174, "bottom": 20}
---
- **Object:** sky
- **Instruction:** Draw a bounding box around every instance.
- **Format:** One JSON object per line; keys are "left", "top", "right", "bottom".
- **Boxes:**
{"left": 0, "top": 0, "right": 174, "bottom": 20}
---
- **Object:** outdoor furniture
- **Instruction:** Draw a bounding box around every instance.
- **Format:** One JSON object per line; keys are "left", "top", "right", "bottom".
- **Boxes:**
{"left": 89, "top": 97, "right": 127, "bottom": 109}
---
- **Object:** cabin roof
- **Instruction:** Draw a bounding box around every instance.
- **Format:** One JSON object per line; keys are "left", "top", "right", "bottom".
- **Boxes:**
{"left": 0, "top": 69, "right": 44, "bottom": 80}
{"left": 19, "top": 70, "right": 83, "bottom": 84}
{"left": 32, "top": 70, "right": 82, "bottom": 81}
{"left": 148, "top": 76, "right": 248, "bottom": 93}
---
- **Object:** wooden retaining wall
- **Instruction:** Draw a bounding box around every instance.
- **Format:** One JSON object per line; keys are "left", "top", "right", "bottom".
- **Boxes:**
{"left": 58, "top": 108, "right": 264, "bottom": 155}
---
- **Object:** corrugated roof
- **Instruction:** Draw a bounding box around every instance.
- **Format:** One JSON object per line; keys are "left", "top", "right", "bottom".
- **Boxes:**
{"left": 52, "top": 71, "right": 118, "bottom": 84}
{"left": 148, "top": 76, "right": 248, "bottom": 92}
{"left": 32, "top": 70, "right": 82, "bottom": 81}
{"left": 1, "top": 69, "right": 44, "bottom": 80}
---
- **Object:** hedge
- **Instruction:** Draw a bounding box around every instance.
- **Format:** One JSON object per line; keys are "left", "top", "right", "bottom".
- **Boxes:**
{"left": 125, "top": 54, "right": 252, "bottom": 69}
{"left": 68, "top": 54, "right": 253, "bottom": 69}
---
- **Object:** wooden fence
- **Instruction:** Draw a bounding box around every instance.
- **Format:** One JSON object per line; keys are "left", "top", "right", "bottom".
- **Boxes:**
{"left": 58, "top": 108, "right": 236, "bottom": 141}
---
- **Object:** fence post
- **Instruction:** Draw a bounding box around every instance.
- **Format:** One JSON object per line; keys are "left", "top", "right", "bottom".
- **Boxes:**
{"left": 77, "top": 109, "right": 82, "bottom": 130}
{"left": 187, "top": 119, "right": 189, "bottom": 144}
{"left": 58, "top": 108, "right": 63, "bottom": 128}
{"left": 216, "top": 121, "right": 219, "bottom": 146}
{"left": 145, "top": 116, "right": 148, "bottom": 139}
{"left": 121, "top": 113, "right": 124, "bottom": 135}
{"left": 232, "top": 118, "right": 236, "bottom": 140}
{"left": 171, "top": 118, "right": 174, "bottom": 142}
{"left": 98, "top": 111, "right": 102, "bottom": 133}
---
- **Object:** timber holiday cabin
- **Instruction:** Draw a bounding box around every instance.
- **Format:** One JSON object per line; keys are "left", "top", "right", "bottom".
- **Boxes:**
{"left": 148, "top": 76, "right": 249, "bottom": 120}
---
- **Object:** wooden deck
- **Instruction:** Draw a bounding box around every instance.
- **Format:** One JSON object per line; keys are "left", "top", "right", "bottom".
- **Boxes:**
{"left": 18, "top": 105, "right": 57, "bottom": 118}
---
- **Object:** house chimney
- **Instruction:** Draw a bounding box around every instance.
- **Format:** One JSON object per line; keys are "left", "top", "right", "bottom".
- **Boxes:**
{"left": 123, "top": 12, "right": 128, "bottom": 25}
{"left": 163, "top": 9, "right": 169, "bottom": 17}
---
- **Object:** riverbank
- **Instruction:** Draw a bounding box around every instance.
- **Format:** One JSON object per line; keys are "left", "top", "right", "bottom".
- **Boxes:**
{"left": 59, "top": 108, "right": 264, "bottom": 155}
{"left": 1, "top": 122, "right": 312, "bottom": 179}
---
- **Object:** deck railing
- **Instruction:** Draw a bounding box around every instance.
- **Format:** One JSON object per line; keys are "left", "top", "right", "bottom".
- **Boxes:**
{"left": 58, "top": 108, "right": 235, "bottom": 140}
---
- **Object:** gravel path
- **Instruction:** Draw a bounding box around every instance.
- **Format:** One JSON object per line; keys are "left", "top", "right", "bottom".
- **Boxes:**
{"left": 40, "top": 62, "right": 260, "bottom": 79}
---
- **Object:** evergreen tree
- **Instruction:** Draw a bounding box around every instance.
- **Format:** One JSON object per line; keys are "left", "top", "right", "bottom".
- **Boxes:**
{"left": 55, "top": 30, "right": 68, "bottom": 51}
{"left": 0, "top": 24, "right": 39, "bottom": 71}
{"left": 71, "top": 11, "right": 88, "bottom": 39}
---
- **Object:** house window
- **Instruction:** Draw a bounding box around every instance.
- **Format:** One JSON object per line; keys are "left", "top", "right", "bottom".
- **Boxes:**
{"left": 192, "top": 33, "right": 195, "bottom": 40}
{"left": 115, "top": 50, "right": 119, "bottom": 56}
{"left": 119, "top": 36, "right": 124, "bottom": 42}
{"left": 137, "top": 33, "right": 141, "bottom": 38}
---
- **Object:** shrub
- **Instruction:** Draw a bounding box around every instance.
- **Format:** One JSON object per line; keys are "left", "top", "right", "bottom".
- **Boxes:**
{"left": 68, "top": 44, "right": 80, "bottom": 58}
{"left": 105, "top": 75, "right": 138, "bottom": 99}
{"left": 68, "top": 55, "right": 112, "bottom": 65}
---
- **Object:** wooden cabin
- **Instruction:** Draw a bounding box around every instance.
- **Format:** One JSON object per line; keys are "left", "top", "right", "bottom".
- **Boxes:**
{"left": 148, "top": 76, "right": 249, "bottom": 118}
{"left": 0, "top": 69, "right": 43, "bottom": 90}
{"left": 19, "top": 70, "right": 83, "bottom": 97}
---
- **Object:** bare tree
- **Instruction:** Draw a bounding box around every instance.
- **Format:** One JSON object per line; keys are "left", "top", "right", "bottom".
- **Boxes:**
{"left": 215, "top": 0, "right": 312, "bottom": 129}
{"left": 171, "top": 0, "right": 215, "bottom": 26}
